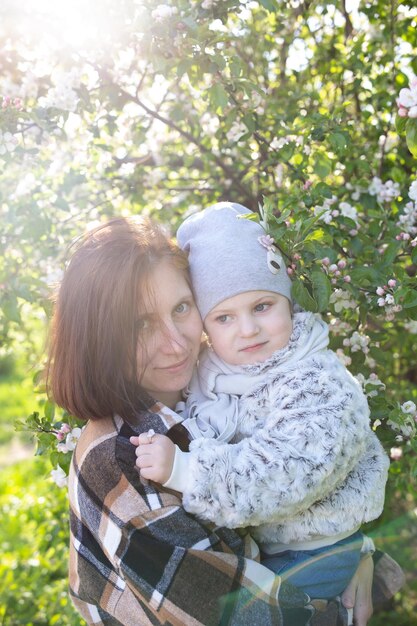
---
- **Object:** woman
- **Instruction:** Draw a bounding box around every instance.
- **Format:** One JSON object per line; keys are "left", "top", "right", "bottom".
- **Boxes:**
{"left": 47, "top": 216, "right": 375, "bottom": 625}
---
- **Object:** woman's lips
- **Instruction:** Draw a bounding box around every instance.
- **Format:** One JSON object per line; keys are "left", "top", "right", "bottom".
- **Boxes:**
{"left": 156, "top": 356, "right": 190, "bottom": 372}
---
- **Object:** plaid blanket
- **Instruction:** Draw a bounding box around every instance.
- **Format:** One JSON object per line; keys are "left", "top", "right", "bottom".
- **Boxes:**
{"left": 68, "top": 402, "right": 310, "bottom": 625}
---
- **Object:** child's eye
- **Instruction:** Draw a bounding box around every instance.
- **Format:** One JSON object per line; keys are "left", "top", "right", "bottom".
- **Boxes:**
{"left": 175, "top": 301, "right": 190, "bottom": 315}
{"left": 216, "top": 314, "right": 230, "bottom": 323}
{"left": 254, "top": 302, "right": 271, "bottom": 312}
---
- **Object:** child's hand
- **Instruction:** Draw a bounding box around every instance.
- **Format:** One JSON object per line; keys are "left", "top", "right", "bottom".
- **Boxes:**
{"left": 130, "top": 431, "right": 175, "bottom": 484}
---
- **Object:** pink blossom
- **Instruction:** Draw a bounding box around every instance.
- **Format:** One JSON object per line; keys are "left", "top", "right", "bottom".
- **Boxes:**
{"left": 409, "top": 106, "right": 417, "bottom": 118}
{"left": 55, "top": 431, "right": 65, "bottom": 441}
{"left": 388, "top": 279, "right": 396, "bottom": 288}
{"left": 343, "top": 275, "right": 351, "bottom": 283}
{"left": 321, "top": 257, "right": 330, "bottom": 266}
{"left": 303, "top": 180, "right": 313, "bottom": 190}
{"left": 337, "top": 259, "right": 347, "bottom": 269}
{"left": 258, "top": 234, "right": 275, "bottom": 251}
{"left": 287, "top": 267, "right": 294, "bottom": 276}
{"left": 398, "top": 106, "right": 408, "bottom": 117}
{"left": 349, "top": 229, "right": 358, "bottom": 236}
{"left": 60, "top": 423, "right": 71, "bottom": 434}
{"left": 376, "top": 286, "right": 385, "bottom": 296}
{"left": 329, "top": 264, "right": 338, "bottom": 273}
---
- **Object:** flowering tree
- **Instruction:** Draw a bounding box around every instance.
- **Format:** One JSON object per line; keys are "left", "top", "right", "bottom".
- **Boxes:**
{"left": 1, "top": 0, "right": 416, "bottom": 503}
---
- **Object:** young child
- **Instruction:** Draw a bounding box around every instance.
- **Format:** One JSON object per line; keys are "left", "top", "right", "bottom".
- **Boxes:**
{"left": 135, "top": 202, "right": 389, "bottom": 601}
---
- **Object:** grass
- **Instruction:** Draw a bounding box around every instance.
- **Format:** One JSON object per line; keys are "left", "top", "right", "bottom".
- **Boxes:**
{"left": 0, "top": 371, "right": 37, "bottom": 466}
{"left": 0, "top": 457, "right": 85, "bottom": 625}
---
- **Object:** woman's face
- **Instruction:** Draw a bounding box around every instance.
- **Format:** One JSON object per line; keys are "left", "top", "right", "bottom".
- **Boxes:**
{"left": 136, "top": 259, "right": 203, "bottom": 408}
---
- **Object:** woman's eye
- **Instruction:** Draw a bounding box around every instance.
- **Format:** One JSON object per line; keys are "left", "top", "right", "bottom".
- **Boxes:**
{"left": 135, "top": 317, "right": 150, "bottom": 332}
{"left": 216, "top": 314, "right": 230, "bottom": 323}
{"left": 175, "top": 301, "right": 190, "bottom": 314}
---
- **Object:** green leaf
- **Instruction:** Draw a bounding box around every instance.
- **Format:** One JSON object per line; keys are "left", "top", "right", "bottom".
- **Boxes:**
{"left": 177, "top": 59, "right": 193, "bottom": 78}
{"left": 402, "top": 288, "right": 417, "bottom": 309}
{"left": 209, "top": 83, "right": 229, "bottom": 112}
{"left": 2, "top": 294, "right": 21, "bottom": 323}
{"left": 405, "top": 118, "right": 417, "bottom": 157}
{"left": 314, "top": 182, "right": 333, "bottom": 199}
{"left": 313, "top": 153, "right": 333, "bottom": 179}
{"left": 291, "top": 280, "right": 318, "bottom": 312}
{"left": 379, "top": 242, "right": 401, "bottom": 266}
{"left": 242, "top": 113, "right": 256, "bottom": 133}
{"left": 395, "top": 114, "right": 407, "bottom": 134}
{"left": 44, "top": 401, "right": 55, "bottom": 421}
{"left": 311, "top": 270, "right": 332, "bottom": 312}
{"left": 258, "top": 0, "right": 277, "bottom": 11}
{"left": 328, "top": 132, "right": 348, "bottom": 152}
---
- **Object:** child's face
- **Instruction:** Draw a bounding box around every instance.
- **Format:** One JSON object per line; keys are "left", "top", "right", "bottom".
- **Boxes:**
{"left": 204, "top": 291, "right": 293, "bottom": 366}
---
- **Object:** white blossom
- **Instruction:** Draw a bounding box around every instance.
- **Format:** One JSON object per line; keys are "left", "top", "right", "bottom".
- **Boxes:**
{"left": 409, "top": 180, "right": 417, "bottom": 201}
{"left": 343, "top": 330, "right": 370, "bottom": 354}
{"left": 151, "top": 4, "right": 178, "bottom": 21}
{"left": 329, "top": 289, "right": 357, "bottom": 312}
{"left": 39, "top": 84, "right": 79, "bottom": 112}
{"left": 368, "top": 177, "right": 400, "bottom": 204}
{"left": 335, "top": 349, "right": 352, "bottom": 367}
{"left": 65, "top": 427, "right": 82, "bottom": 451}
{"left": 397, "top": 201, "right": 417, "bottom": 235}
{"left": 404, "top": 320, "right": 417, "bottom": 334}
{"left": 50, "top": 465, "right": 68, "bottom": 488}
{"left": 208, "top": 19, "right": 228, "bottom": 32}
{"left": 397, "top": 87, "right": 417, "bottom": 108}
{"left": 401, "top": 400, "right": 417, "bottom": 414}
{"left": 390, "top": 447, "right": 403, "bottom": 461}
{"left": 355, "top": 372, "right": 385, "bottom": 398}
{"left": 0, "top": 131, "right": 18, "bottom": 155}
{"left": 339, "top": 201, "right": 359, "bottom": 223}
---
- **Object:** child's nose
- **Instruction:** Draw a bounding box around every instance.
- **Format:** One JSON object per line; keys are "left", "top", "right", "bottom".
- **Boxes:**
{"left": 239, "top": 315, "right": 259, "bottom": 337}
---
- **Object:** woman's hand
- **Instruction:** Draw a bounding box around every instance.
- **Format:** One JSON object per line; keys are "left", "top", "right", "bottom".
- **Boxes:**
{"left": 130, "top": 432, "right": 176, "bottom": 484}
{"left": 340, "top": 554, "right": 374, "bottom": 626}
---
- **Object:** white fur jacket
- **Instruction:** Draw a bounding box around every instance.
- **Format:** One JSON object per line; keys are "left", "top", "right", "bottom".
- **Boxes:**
{"left": 167, "top": 312, "right": 389, "bottom": 547}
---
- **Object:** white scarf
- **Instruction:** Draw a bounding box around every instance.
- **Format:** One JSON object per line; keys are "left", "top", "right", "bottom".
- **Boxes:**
{"left": 177, "top": 312, "right": 329, "bottom": 443}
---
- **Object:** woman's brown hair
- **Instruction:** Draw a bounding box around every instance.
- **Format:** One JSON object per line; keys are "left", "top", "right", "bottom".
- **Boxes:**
{"left": 46, "top": 216, "right": 189, "bottom": 421}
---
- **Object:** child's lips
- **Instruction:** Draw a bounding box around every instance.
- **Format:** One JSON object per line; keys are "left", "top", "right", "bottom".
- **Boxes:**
{"left": 239, "top": 341, "right": 268, "bottom": 353}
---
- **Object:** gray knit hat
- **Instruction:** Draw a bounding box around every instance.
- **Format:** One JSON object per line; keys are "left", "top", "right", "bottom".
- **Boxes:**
{"left": 176, "top": 202, "right": 292, "bottom": 320}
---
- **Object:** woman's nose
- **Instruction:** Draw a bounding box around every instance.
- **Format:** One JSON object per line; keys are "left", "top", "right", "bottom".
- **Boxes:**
{"left": 160, "top": 321, "right": 187, "bottom": 353}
